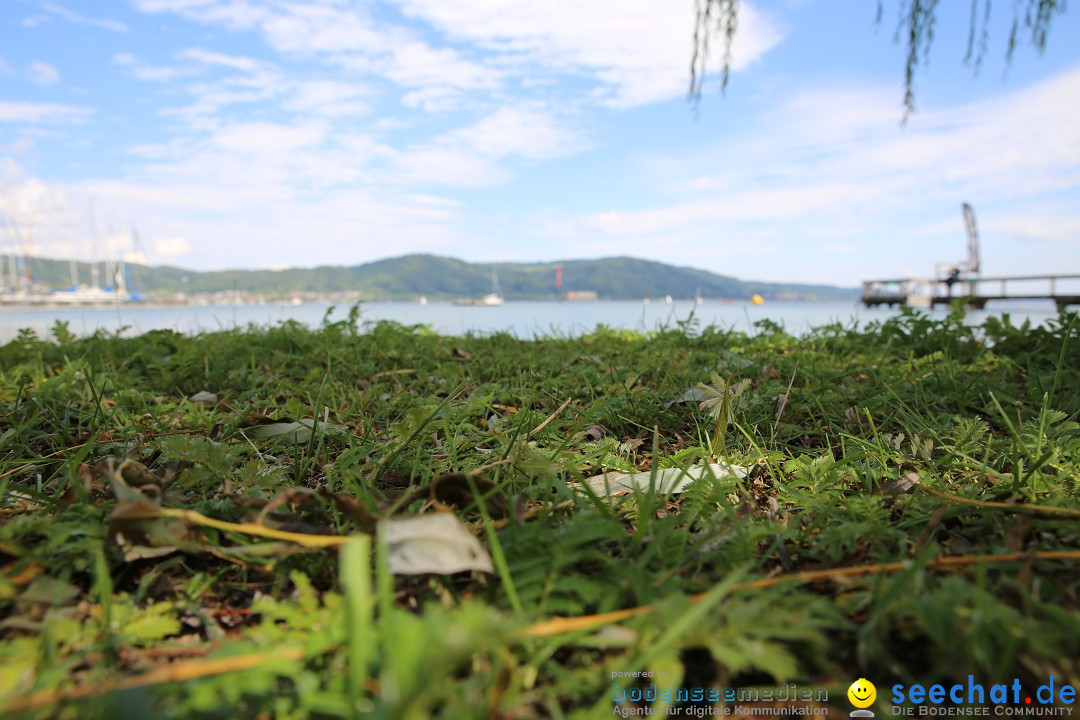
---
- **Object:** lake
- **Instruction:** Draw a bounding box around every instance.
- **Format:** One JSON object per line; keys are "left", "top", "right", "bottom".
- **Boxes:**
{"left": 0, "top": 299, "right": 1068, "bottom": 344}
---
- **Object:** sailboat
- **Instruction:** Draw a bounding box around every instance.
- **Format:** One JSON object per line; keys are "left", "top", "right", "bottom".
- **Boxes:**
{"left": 455, "top": 266, "right": 504, "bottom": 306}
{"left": 479, "top": 267, "right": 504, "bottom": 306}
{"left": 48, "top": 207, "right": 139, "bottom": 305}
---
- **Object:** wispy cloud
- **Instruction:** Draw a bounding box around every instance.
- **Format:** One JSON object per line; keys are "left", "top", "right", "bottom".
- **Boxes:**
{"left": 0, "top": 100, "right": 92, "bottom": 124}
{"left": 163, "top": 49, "right": 286, "bottom": 127}
{"left": 440, "top": 105, "right": 585, "bottom": 161}
{"left": 282, "top": 80, "right": 371, "bottom": 118}
{"left": 27, "top": 61, "right": 60, "bottom": 86}
{"left": 114, "top": 53, "right": 185, "bottom": 83}
{"left": 0, "top": 160, "right": 81, "bottom": 256}
{"left": 32, "top": 2, "right": 128, "bottom": 32}
{"left": 130, "top": 0, "right": 784, "bottom": 109}
{"left": 546, "top": 65, "right": 1080, "bottom": 281}
{"left": 395, "top": 0, "right": 785, "bottom": 106}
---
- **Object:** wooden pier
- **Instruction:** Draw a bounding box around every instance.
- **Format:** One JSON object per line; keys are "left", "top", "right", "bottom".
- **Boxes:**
{"left": 861, "top": 274, "right": 1080, "bottom": 310}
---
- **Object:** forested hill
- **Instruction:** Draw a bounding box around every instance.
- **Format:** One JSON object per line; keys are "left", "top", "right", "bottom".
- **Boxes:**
{"left": 17, "top": 254, "right": 858, "bottom": 301}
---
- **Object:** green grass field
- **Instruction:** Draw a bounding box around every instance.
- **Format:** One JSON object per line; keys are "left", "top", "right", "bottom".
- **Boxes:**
{"left": 1, "top": 307, "right": 1078, "bottom": 718}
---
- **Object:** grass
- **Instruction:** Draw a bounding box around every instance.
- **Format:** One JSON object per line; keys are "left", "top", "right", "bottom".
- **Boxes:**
{"left": 0, "top": 306, "right": 1078, "bottom": 719}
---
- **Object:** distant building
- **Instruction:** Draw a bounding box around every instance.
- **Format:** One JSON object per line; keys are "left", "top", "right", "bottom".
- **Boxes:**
{"left": 565, "top": 290, "right": 599, "bottom": 301}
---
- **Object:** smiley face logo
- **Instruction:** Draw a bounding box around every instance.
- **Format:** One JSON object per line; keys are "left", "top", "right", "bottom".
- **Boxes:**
{"left": 847, "top": 678, "right": 877, "bottom": 709}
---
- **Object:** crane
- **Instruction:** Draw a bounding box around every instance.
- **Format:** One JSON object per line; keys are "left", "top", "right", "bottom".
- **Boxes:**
{"left": 935, "top": 203, "right": 980, "bottom": 296}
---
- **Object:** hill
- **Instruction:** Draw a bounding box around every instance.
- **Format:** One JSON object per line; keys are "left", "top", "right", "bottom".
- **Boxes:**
{"left": 12, "top": 254, "right": 858, "bottom": 301}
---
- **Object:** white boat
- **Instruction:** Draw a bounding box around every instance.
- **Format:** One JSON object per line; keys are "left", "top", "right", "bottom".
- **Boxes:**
{"left": 49, "top": 285, "right": 127, "bottom": 305}
{"left": 454, "top": 267, "right": 504, "bottom": 306}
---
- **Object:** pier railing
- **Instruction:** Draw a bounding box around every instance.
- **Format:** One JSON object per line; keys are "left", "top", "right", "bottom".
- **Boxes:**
{"left": 861, "top": 274, "right": 1080, "bottom": 309}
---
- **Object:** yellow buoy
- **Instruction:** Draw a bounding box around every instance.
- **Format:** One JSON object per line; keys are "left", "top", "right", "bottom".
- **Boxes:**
{"left": 750, "top": 294, "right": 765, "bottom": 305}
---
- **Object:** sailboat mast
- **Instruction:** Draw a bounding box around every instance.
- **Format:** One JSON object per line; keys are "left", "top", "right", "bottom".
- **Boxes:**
{"left": 88, "top": 200, "right": 100, "bottom": 290}
{"left": 0, "top": 209, "right": 14, "bottom": 291}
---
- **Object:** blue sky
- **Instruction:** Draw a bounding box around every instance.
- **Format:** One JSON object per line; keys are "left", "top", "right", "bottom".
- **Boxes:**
{"left": 1, "top": 0, "right": 1078, "bottom": 284}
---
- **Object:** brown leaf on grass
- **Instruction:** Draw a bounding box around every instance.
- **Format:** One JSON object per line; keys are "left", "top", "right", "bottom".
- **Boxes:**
{"left": 881, "top": 471, "right": 920, "bottom": 497}
{"left": 108, "top": 498, "right": 188, "bottom": 561}
{"left": 582, "top": 425, "right": 605, "bottom": 442}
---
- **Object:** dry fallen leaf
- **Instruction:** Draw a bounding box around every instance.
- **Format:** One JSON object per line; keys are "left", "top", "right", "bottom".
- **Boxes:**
{"left": 188, "top": 391, "right": 219, "bottom": 405}
{"left": 882, "top": 471, "right": 920, "bottom": 497}
{"left": 242, "top": 420, "right": 347, "bottom": 443}
{"left": 380, "top": 513, "right": 494, "bottom": 575}
{"left": 570, "top": 463, "right": 750, "bottom": 497}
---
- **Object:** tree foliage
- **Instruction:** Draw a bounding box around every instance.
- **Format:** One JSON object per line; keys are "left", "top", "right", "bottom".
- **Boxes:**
{"left": 690, "top": 0, "right": 1068, "bottom": 117}
{"left": 18, "top": 253, "right": 858, "bottom": 300}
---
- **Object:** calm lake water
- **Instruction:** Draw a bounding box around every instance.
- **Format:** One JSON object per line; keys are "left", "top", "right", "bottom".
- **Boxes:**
{"left": 0, "top": 299, "right": 1068, "bottom": 345}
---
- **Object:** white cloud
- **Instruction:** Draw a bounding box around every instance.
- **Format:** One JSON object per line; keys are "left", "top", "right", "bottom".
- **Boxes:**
{"left": 37, "top": 3, "right": 128, "bottom": 32}
{"left": 394, "top": 0, "right": 786, "bottom": 106}
{"left": 211, "top": 120, "right": 325, "bottom": 155}
{"left": 179, "top": 47, "right": 265, "bottom": 73}
{"left": 0, "top": 101, "right": 92, "bottom": 124}
{"left": 130, "top": 0, "right": 778, "bottom": 110}
{"left": 382, "top": 42, "right": 501, "bottom": 91}
{"left": 258, "top": 3, "right": 391, "bottom": 55}
{"left": 385, "top": 145, "right": 508, "bottom": 187}
{"left": 401, "top": 86, "right": 461, "bottom": 112}
{"left": 442, "top": 105, "right": 584, "bottom": 160}
{"left": 549, "top": 64, "right": 1080, "bottom": 280}
{"left": 283, "top": 80, "right": 370, "bottom": 118}
{"left": 27, "top": 61, "right": 60, "bottom": 86}
{"left": 133, "top": 0, "right": 266, "bottom": 30}
{"left": 0, "top": 154, "right": 467, "bottom": 269}
{"left": 153, "top": 235, "right": 192, "bottom": 258}
{"left": 162, "top": 50, "right": 285, "bottom": 126}
{"left": 0, "top": 162, "right": 80, "bottom": 257}
{"left": 114, "top": 53, "right": 184, "bottom": 83}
